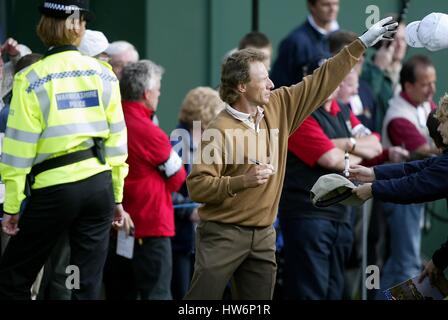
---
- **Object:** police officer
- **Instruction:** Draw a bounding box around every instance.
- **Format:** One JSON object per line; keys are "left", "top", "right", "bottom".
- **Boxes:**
{"left": 0, "top": 0, "right": 128, "bottom": 299}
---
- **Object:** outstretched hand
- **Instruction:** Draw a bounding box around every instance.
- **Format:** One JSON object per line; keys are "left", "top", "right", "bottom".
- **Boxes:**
{"left": 352, "top": 183, "right": 373, "bottom": 201}
{"left": 359, "top": 17, "right": 399, "bottom": 48}
{"left": 348, "top": 164, "right": 375, "bottom": 182}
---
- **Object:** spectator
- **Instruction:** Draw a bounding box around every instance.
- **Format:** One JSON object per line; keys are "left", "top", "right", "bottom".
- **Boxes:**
{"left": 278, "top": 67, "right": 384, "bottom": 299}
{"left": 361, "top": 22, "right": 408, "bottom": 133}
{"left": 1, "top": 38, "right": 32, "bottom": 109}
{"left": 352, "top": 93, "right": 448, "bottom": 204}
{"left": 374, "top": 54, "right": 439, "bottom": 298}
{"left": 78, "top": 29, "right": 110, "bottom": 60}
{"left": 329, "top": 30, "right": 378, "bottom": 131}
{"left": 238, "top": 32, "right": 273, "bottom": 71}
{"left": 426, "top": 109, "right": 447, "bottom": 150}
{"left": 419, "top": 108, "right": 447, "bottom": 289}
{"left": 383, "top": 55, "right": 439, "bottom": 157}
{"left": 271, "top": 0, "right": 340, "bottom": 87}
{"left": 119, "top": 60, "right": 187, "bottom": 299}
{"left": 0, "top": 54, "right": 43, "bottom": 133}
{"left": 105, "top": 41, "right": 139, "bottom": 79}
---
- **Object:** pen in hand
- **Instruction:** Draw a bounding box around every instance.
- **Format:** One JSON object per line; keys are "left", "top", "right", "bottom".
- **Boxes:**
{"left": 249, "top": 159, "right": 276, "bottom": 174}
{"left": 343, "top": 151, "right": 350, "bottom": 177}
{"left": 249, "top": 159, "right": 262, "bottom": 165}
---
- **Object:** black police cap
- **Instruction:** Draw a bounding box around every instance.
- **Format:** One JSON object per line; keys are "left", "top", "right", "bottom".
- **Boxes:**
{"left": 39, "top": 0, "right": 95, "bottom": 22}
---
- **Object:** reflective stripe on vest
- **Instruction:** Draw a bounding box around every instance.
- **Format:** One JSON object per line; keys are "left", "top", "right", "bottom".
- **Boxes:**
{"left": 105, "top": 144, "right": 127, "bottom": 158}
{"left": 1, "top": 153, "right": 34, "bottom": 168}
{"left": 27, "top": 70, "right": 51, "bottom": 126}
{"left": 5, "top": 127, "right": 40, "bottom": 144}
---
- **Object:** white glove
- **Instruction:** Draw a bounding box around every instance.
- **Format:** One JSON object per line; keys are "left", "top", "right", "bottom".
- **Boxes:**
{"left": 359, "top": 17, "right": 399, "bottom": 48}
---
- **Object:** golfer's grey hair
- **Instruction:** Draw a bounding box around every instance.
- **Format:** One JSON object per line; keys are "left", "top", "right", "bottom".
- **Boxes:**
{"left": 120, "top": 60, "right": 164, "bottom": 101}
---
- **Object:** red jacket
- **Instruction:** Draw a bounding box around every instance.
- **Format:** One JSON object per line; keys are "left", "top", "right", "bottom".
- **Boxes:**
{"left": 122, "top": 101, "right": 186, "bottom": 238}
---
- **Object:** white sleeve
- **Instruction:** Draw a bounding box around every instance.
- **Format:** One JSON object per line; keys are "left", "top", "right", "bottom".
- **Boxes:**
{"left": 352, "top": 124, "right": 372, "bottom": 138}
{"left": 157, "top": 149, "right": 183, "bottom": 179}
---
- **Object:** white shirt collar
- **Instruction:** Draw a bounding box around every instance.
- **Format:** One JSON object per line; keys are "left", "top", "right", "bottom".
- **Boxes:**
{"left": 225, "top": 104, "right": 265, "bottom": 132}
{"left": 308, "top": 15, "right": 339, "bottom": 35}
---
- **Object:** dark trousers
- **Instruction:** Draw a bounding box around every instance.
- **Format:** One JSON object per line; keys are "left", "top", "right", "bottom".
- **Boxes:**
{"left": 171, "top": 251, "right": 194, "bottom": 300}
{"left": 0, "top": 171, "right": 114, "bottom": 300}
{"left": 37, "top": 233, "right": 71, "bottom": 300}
{"left": 103, "top": 236, "right": 173, "bottom": 300}
{"left": 185, "top": 221, "right": 277, "bottom": 300}
{"left": 280, "top": 217, "right": 353, "bottom": 300}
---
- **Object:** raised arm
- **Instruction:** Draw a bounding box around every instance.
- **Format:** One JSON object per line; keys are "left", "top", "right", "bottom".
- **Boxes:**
{"left": 271, "top": 17, "right": 398, "bottom": 134}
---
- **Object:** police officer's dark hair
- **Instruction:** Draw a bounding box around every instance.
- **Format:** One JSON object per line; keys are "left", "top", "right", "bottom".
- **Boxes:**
{"left": 120, "top": 60, "right": 164, "bottom": 101}
{"left": 328, "top": 30, "right": 357, "bottom": 56}
{"left": 220, "top": 48, "right": 266, "bottom": 105}
{"left": 238, "top": 32, "right": 271, "bottom": 50}
{"left": 307, "top": 0, "right": 318, "bottom": 6}
{"left": 400, "top": 55, "right": 434, "bottom": 89}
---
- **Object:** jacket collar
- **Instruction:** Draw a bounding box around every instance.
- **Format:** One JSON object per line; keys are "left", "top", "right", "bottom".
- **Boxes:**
{"left": 44, "top": 45, "right": 79, "bottom": 58}
{"left": 307, "top": 15, "right": 339, "bottom": 36}
{"left": 122, "top": 100, "right": 155, "bottom": 120}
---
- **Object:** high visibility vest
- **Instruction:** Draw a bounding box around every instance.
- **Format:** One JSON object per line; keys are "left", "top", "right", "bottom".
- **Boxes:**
{"left": 0, "top": 47, "right": 128, "bottom": 214}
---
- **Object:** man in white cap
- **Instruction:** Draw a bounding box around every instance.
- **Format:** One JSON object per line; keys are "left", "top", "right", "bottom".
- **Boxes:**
{"left": 78, "top": 29, "right": 110, "bottom": 60}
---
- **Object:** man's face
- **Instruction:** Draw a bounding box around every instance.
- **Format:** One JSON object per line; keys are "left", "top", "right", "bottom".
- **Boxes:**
{"left": 246, "top": 46, "right": 272, "bottom": 71}
{"left": 392, "top": 24, "right": 407, "bottom": 62}
{"left": 110, "top": 50, "right": 138, "bottom": 79}
{"left": 405, "top": 65, "right": 436, "bottom": 105}
{"left": 309, "top": 0, "right": 339, "bottom": 24}
{"left": 244, "top": 61, "right": 274, "bottom": 106}
{"left": 437, "top": 117, "right": 448, "bottom": 145}
{"left": 144, "top": 77, "right": 161, "bottom": 112}
{"left": 338, "top": 71, "right": 359, "bottom": 104}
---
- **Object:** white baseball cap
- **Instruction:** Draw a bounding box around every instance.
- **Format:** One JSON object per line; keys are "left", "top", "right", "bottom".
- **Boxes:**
{"left": 79, "top": 30, "right": 109, "bottom": 57}
{"left": 405, "top": 12, "right": 448, "bottom": 51}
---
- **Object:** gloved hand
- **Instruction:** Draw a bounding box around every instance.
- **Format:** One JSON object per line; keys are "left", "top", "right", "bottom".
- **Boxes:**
{"left": 359, "top": 17, "right": 398, "bottom": 48}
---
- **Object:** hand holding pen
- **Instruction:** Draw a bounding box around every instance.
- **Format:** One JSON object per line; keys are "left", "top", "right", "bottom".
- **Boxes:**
{"left": 243, "top": 159, "right": 275, "bottom": 188}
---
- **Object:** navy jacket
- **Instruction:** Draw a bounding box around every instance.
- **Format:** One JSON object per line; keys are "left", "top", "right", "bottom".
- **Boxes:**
{"left": 270, "top": 20, "right": 332, "bottom": 88}
{"left": 171, "top": 122, "right": 195, "bottom": 253}
{"left": 372, "top": 150, "right": 448, "bottom": 270}
{"left": 372, "top": 149, "right": 448, "bottom": 204}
